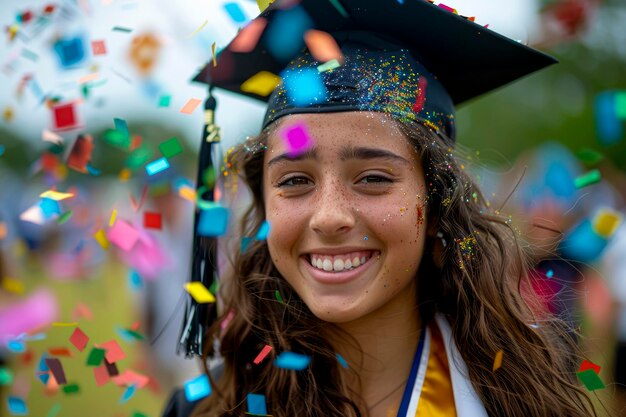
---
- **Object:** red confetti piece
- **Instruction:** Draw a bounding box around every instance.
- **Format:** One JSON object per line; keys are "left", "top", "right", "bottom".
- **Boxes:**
{"left": 48, "top": 347, "right": 73, "bottom": 357}
{"left": 91, "top": 40, "right": 107, "bottom": 55}
{"left": 578, "top": 359, "right": 601, "bottom": 374}
{"left": 98, "top": 340, "right": 126, "bottom": 363}
{"left": 412, "top": 76, "right": 428, "bottom": 113}
{"left": 253, "top": 345, "right": 273, "bottom": 365}
{"left": 143, "top": 212, "right": 162, "bottom": 229}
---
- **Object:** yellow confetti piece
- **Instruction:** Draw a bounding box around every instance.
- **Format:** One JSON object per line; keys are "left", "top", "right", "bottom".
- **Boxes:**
{"left": 119, "top": 168, "right": 132, "bottom": 182}
{"left": 178, "top": 186, "right": 196, "bottom": 202}
{"left": 188, "top": 19, "right": 208, "bottom": 38}
{"left": 256, "top": 0, "right": 276, "bottom": 12}
{"left": 2, "top": 277, "right": 25, "bottom": 294}
{"left": 240, "top": 71, "right": 281, "bottom": 97}
{"left": 184, "top": 282, "right": 216, "bottom": 303}
{"left": 39, "top": 190, "right": 75, "bottom": 201}
{"left": 211, "top": 42, "right": 217, "bottom": 68}
{"left": 93, "top": 229, "right": 110, "bottom": 250}
{"left": 493, "top": 349, "right": 503, "bottom": 371}
{"left": 593, "top": 209, "right": 622, "bottom": 238}
{"left": 3, "top": 106, "right": 14, "bottom": 122}
{"left": 109, "top": 210, "right": 118, "bottom": 227}
{"left": 52, "top": 322, "right": 78, "bottom": 327}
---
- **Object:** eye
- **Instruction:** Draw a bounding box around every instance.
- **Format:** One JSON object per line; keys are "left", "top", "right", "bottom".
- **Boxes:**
{"left": 359, "top": 175, "right": 393, "bottom": 184}
{"left": 277, "top": 176, "right": 312, "bottom": 187}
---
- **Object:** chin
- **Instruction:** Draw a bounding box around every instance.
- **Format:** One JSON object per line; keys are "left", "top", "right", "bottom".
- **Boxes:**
{"left": 305, "top": 299, "right": 369, "bottom": 323}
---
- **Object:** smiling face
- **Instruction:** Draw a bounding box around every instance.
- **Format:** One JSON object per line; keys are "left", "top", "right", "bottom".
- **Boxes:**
{"left": 263, "top": 112, "right": 428, "bottom": 323}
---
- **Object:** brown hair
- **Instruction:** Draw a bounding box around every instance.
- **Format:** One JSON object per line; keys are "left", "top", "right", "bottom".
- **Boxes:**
{"left": 192, "top": 119, "right": 597, "bottom": 417}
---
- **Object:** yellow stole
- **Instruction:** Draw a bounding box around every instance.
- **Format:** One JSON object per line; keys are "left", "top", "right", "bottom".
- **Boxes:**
{"left": 414, "top": 323, "right": 457, "bottom": 417}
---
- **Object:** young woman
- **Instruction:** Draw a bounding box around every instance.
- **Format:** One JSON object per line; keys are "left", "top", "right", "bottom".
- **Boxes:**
{"left": 164, "top": 0, "right": 599, "bottom": 416}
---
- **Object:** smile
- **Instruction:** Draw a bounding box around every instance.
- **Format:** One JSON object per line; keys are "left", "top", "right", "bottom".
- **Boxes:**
{"left": 309, "top": 251, "right": 375, "bottom": 272}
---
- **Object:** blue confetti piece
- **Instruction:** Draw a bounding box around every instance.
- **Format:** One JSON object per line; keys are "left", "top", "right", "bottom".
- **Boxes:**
{"left": 184, "top": 374, "right": 211, "bottom": 402}
{"left": 560, "top": 219, "right": 608, "bottom": 263}
{"left": 120, "top": 384, "right": 137, "bottom": 404}
{"left": 546, "top": 269, "right": 554, "bottom": 279}
{"left": 29, "top": 78, "right": 44, "bottom": 101}
{"left": 282, "top": 67, "right": 327, "bottom": 107}
{"left": 241, "top": 236, "right": 254, "bottom": 252}
{"left": 246, "top": 393, "right": 268, "bottom": 415}
{"left": 39, "top": 198, "right": 61, "bottom": 219}
{"left": 363, "top": 235, "right": 369, "bottom": 241}
{"left": 595, "top": 92, "right": 624, "bottom": 146}
{"left": 86, "top": 164, "right": 101, "bottom": 176}
{"left": 115, "top": 327, "right": 136, "bottom": 344}
{"left": 336, "top": 353, "right": 348, "bottom": 369}
{"left": 255, "top": 220, "right": 270, "bottom": 240}
{"left": 264, "top": 6, "right": 313, "bottom": 62}
{"left": 38, "top": 373, "right": 50, "bottom": 385}
{"left": 223, "top": 2, "right": 248, "bottom": 23}
{"left": 129, "top": 270, "right": 143, "bottom": 290}
{"left": 38, "top": 353, "right": 50, "bottom": 372}
{"left": 0, "top": 145, "right": 5, "bottom": 156}
{"left": 7, "top": 339, "right": 26, "bottom": 353}
{"left": 198, "top": 206, "right": 229, "bottom": 237}
{"left": 274, "top": 352, "right": 311, "bottom": 371}
{"left": 146, "top": 157, "right": 170, "bottom": 176}
{"left": 53, "top": 37, "right": 86, "bottom": 68}
{"left": 114, "top": 118, "right": 129, "bottom": 138}
{"left": 7, "top": 396, "right": 28, "bottom": 415}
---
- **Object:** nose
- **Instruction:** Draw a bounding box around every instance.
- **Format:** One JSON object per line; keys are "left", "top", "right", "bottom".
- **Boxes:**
{"left": 309, "top": 179, "right": 356, "bottom": 237}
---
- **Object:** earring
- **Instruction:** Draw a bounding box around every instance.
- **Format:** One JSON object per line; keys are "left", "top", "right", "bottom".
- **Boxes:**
{"left": 436, "top": 231, "right": 448, "bottom": 248}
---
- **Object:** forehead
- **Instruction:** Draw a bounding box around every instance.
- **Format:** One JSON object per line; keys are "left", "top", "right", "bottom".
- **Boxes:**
{"left": 264, "top": 111, "right": 415, "bottom": 160}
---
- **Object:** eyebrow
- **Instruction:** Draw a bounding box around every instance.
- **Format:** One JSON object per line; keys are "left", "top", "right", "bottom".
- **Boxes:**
{"left": 267, "top": 145, "right": 411, "bottom": 167}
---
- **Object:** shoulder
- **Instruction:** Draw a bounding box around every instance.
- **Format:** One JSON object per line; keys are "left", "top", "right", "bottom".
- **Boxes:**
{"left": 161, "top": 359, "right": 225, "bottom": 417}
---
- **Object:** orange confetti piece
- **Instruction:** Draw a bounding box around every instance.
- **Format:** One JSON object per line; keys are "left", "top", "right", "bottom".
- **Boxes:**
{"left": 492, "top": 349, "right": 503, "bottom": 371}
{"left": 180, "top": 98, "right": 202, "bottom": 114}
{"left": 229, "top": 18, "right": 268, "bottom": 53}
{"left": 304, "top": 29, "right": 344, "bottom": 64}
{"left": 48, "top": 347, "right": 74, "bottom": 357}
{"left": 78, "top": 72, "right": 99, "bottom": 84}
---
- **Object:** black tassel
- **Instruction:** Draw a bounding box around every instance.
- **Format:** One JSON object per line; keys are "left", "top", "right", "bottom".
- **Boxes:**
{"left": 178, "top": 88, "right": 221, "bottom": 357}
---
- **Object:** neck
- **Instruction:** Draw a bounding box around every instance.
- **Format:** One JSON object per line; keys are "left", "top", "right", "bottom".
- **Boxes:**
{"left": 331, "top": 282, "right": 421, "bottom": 416}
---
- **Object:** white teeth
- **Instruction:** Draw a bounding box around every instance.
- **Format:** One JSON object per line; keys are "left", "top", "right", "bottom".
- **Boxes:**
{"left": 323, "top": 259, "right": 333, "bottom": 271}
{"left": 316, "top": 258, "right": 323, "bottom": 269}
{"left": 333, "top": 259, "right": 344, "bottom": 272}
{"left": 344, "top": 259, "right": 352, "bottom": 269}
{"left": 352, "top": 257, "right": 360, "bottom": 267}
{"left": 360, "top": 256, "right": 366, "bottom": 264}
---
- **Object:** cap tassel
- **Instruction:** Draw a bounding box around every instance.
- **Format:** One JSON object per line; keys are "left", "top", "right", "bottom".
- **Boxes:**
{"left": 178, "top": 88, "right": 221, "bottom": 357}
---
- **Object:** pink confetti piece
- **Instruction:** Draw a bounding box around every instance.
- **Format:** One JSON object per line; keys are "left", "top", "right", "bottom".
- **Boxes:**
{"left": 253, "top": 345, "right": 273, "bottom": 365}
{"left": 107, "top": 219, "right": 139, "bottom": 251}
{"left": 111, "top": 369, "right": 150, "bottom": 389}
{"left": 180, "top": 98, "right": 202, "bottom": 114}
{"left": 98, "top": 340, "right": 126, "bottom": 363}
{"left": 69, "top": 327, "right": 89, "bottom": 352}
{"left": 93, "top": 364, "right": 110, "bottom": 387}
{"left": 78, "top": 72, "right": 99, "bottom": 84}
{"left": 280, "top": 122, "right": 314, "bottom": 157}
{"left": 229, "top": 18, "right": 268, "bottom": 53}
{"left": 91, "top": 40, "right": 107, "bottom": 55}
{"left": 0, "top": 290, "right": 58, "bottom": 344}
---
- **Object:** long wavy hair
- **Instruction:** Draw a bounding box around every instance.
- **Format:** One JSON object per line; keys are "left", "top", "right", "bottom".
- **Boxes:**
{"left": 191, "top": 118, "right": 597, "bottom": 417}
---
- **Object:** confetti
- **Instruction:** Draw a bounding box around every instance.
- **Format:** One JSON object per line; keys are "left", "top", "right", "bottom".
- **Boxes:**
{"left": 317, "top": 59, "right": 341, "bottom": 73}
{"left": 574, "top": 169, "right": 601, "bottom": 189}
{"left": 304, "top": 29, "right": 343, "bottom": 64}
{"left": 184, "top": 374, "right": 211, "bottom": 402}
{"left": 67, "top": 134, "right": 94, "bottom": 173}
{"left": 185, "top": 282, "right": 216, "bottom": 304}
{"left": 158, "top": 94, "right": 171, "bottom": 107}
{"left": 240, "top": 71, "right": 281, "bottom": 97}
{"left": 247, "top": 393, "right": 268, "bottom": 415}
{"left": 0, "top": 290, "right": 58, "bottom": 344}
{"left": 143, "top": 212, "right": 162, "bottom": 229}
{"left": 53, "top": 37, "right": 86, "bottom": 68}
{"left": 91, "top": 40, "right": 107, "bottom": 55}
{"left": 45, "top": 358, "right": 67, "bottom": 385}
{"left": 40, "top": 190, "right": 74, "bottom": 201}
{"left": 159, "top": 137, "right": 183, "bottom": 158}
{"left": 51, "top": 102, "right": 79, "bottom": 131}
{"left": 52, "top": 322, "right": 78, "bottom": 327}
{"left": 93, "top": 364, "right": 110, "bottom": 386}
{"left": 212, "top": 42, "right": 217, "bottom": 67}
{"left": 78, "top": 72, "right": 99, "bottom": 84}
{"left": 595, "top": 92, "right": 624, "bottom": 145}
{"left": 86, "top": 348, "right": 106, "bottom": 366}
{"left": 336, "top": 353, "right": 348, "bottom": 369}
{"left": 180, "top": 98, "right": 202, "bottom": 114}
{"left": 62, "top": 383, "right": 80, "bottom": 394}
{"left": 7, "top": 396, "right": 27, "bottom": 415}
{"left": 112, "top": 26, "right": 133, "bottom": 33}
{"left": 98, "top": 340, "right": 126, "bottom": 363}
{"left": 546, "top": 269, "right": 554, "bottom": 279}
{"left": 57, "top": 211, "right": 72, "bottom": 225}
{"left": 48, "top": 347, "right": 73, "bottom": 357}
{"left": 107, "top": 220, "right": 139, "bottom": 251}
{"left": 274, "top": 352, "right": 311, "bottom": 370}
{"left": 275, "top": 290, "right": 284, "bottom": 304}
{"left": 2, "top": 277, "right": 24, "bottom": 294}
{"left": 46, "top": 403, "right": 61, "bottom": 417}
{"left": 492, "top": 349, "right": 503, "bottom": 371}
{"left": 42, "top": 129, "right": 63, "bottom": 144}
{"left": 592, "top": 209, "right": 622, "bottom": 238}
{"left": 328, "top": 0, "right": 349, "bottom": 18}
{"left": 112, "top": 369, "right": 150, "bottom": 389}
{"left": 198, "top": 205, "right": 229, "bottom": 237}
{"left": 255, "top": 220, "right": 270, "bottom": 240}
{"left": 578, "top": 360, "right": 601, "bottom": 374}
{"left": 282, "top": 67, "right": 327, "bottom": 106}
{"left": 120, "top": 384, "right": 137, "bottom": 404}
{"left": 229, "top": 18, "right": 267, "bottom": 53}
{"left": 223, "top": 2, "right": 248, "bottom": 23}
{"left": 576, "top": 148, "right": 604, "bottom": 166}
{"left": 253, "top": 345, "right": 273, "bottom": 365}
{"left": 93, "top": 229, "right": 110, "bottom": 250}
{"left": 69, "top": 328, "right": 89, "bottom": 352}
{"left": 577, "top": 369, "right": 605, "bottom": 391}
{"left": 129, "top": 33, "right": 161, "bottom": 75}
{"left": 145, "top": 157, "right": 170, "bottom": 176}
{"left": 412, "top": 76, "right": 428, "bottom": 113}
{"left": 280, "top": 122, "right": 314, "bottom": 157}
{"left": 0, "top": 367, "right": 13, "bottom": 386}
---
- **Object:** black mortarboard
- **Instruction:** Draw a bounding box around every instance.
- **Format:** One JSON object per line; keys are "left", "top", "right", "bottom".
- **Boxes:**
{"left": 179, "top": 0, "right": 557, "bottom": 356}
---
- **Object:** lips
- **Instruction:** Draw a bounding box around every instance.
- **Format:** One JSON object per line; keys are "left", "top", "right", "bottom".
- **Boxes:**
{"left": 300, "top": 251, "right": 380, "bottom": 285}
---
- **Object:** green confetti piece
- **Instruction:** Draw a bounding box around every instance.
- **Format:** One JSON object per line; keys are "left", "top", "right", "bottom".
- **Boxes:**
{"left": 241, "top": 237, "right": 254, "bottom": 253}
{"left": 576, "top": 148, "right": 604, "bottom": 166}
{"left": 125, "top": 329, "right": 145, "bottom": 341}
{"left": 57, "top": 211, "right": 73, "bottom": 225}
{"left": 209, "top": 279, "right": 219, "bottom": 296}
{"left": 0, "top": 367, "right": 14, "bottom": 385}
{"left": 275, "top": 290, "right": 284, "bottom": 304}
{"left": 159, "top": 137, "right": 183, "bottom": 158}
{"left": 577, "top": 369, "right": 605, "bottom": 391}
{"left": 62, "top": 383, "right": 80, "bottom": 394}
{"left": 46, "top": 403, "right": 61, "bottom": 417}
{"left": 317, "top": 59, "right": 341, "bottom": 73}
{"left": 103, "top": 128, "right": 131, "bottom": 149}
{"left": 574, "top": 169, "right": 601, "bottom": 189}
{"left": 328, "top": 0, "right": 349, "bottom": 18}
{"left": 112, "top": 26, "right": 133, "bottom": 33}
{"left": 81, "top": 83, "right": 90, "bottom": 99}
{"left": 158, "top": 94, "right": 171, "bottom": 108}
{"left": 126, "top": 145, "right": 153, "bottom": 169}
{"left": 203, "top": 166, "right": 216, "bottom": 189}
{"left": 615, "top": 91, "right": 626, "bottom": 119}
{"left": 86, "top": 347, "right": 106, "bottom": 366}
{"left": 132, "top": 413, "right": 149, "bottom": 417}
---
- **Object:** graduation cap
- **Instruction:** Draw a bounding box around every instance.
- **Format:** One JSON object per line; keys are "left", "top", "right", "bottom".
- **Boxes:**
{"left": 178, "top": 0, "right": 557, "bottom": 356}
